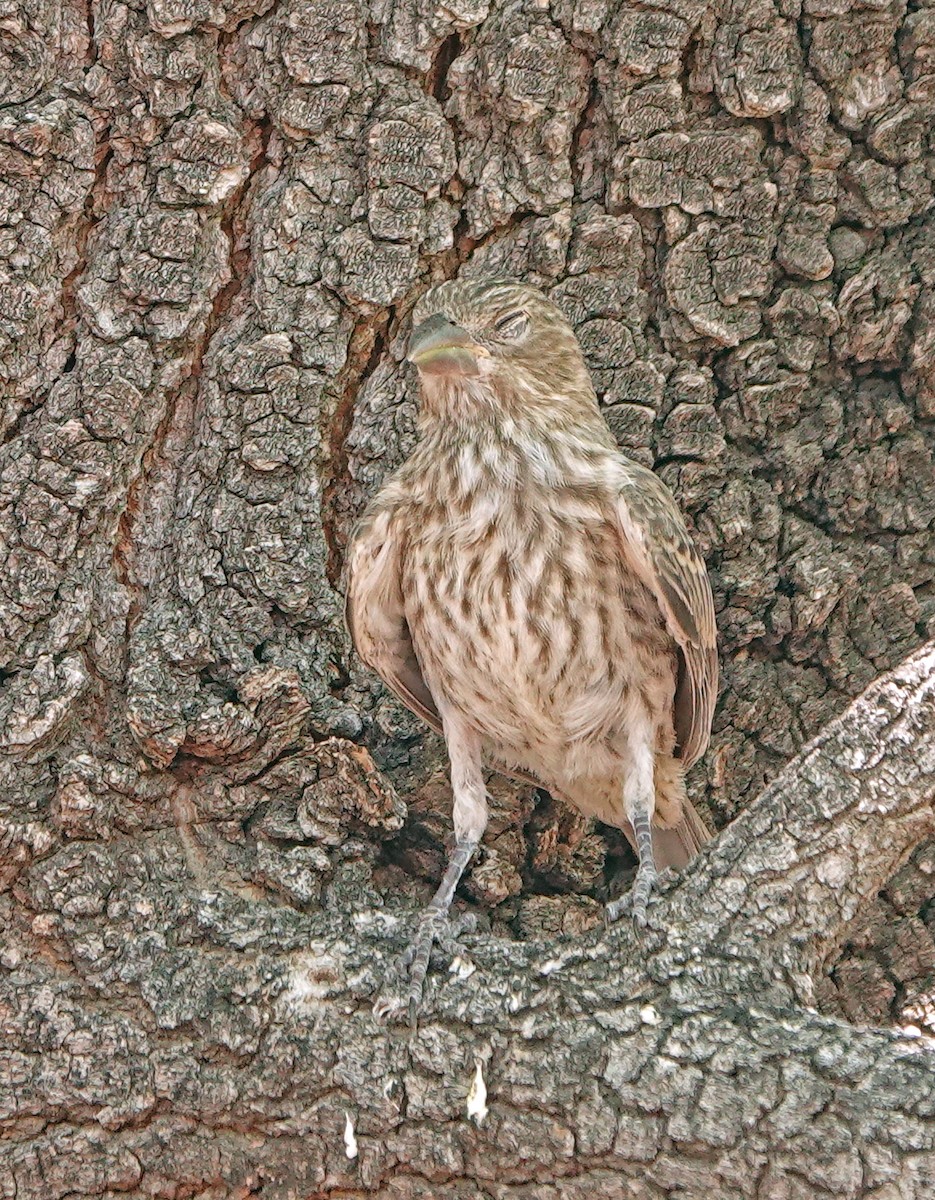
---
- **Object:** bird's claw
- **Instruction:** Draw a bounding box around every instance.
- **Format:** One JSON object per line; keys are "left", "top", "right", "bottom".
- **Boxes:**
{"left": 372, "top": 909, "right": 476, "bottom": 1025}
{"left": 605, "top": 865, "right": 675, "bottom": 928}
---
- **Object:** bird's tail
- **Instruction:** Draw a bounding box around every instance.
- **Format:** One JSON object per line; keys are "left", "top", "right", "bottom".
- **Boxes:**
{"left": 650, "top": 752, "right": 711, "bottom": 870}
{"left": 650, "top": 801, "right": 710, "bottom": 869}
{"left": 557, "top": 754, "right": 712, "bottom": 872}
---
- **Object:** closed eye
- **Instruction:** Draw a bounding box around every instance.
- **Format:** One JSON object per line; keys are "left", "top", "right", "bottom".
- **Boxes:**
{"left": 492, "top": 310, "right": 530, "bottom": 339}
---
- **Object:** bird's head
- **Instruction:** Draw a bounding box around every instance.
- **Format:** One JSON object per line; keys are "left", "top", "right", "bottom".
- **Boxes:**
{"left": 407, "top": 278, "right": 598, "bottom": 427}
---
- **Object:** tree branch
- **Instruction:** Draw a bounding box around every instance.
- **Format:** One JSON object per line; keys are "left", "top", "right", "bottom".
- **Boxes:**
{"left": 659, "top": 641, "right": 935, "bottom": 987}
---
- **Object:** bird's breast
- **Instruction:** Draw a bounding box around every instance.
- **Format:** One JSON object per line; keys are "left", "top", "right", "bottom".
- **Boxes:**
{"left": 400, "top": 480, "right": 674, "bottom": 779}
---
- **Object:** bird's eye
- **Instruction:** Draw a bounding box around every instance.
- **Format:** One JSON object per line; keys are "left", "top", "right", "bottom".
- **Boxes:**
{"left": 492, "top": 310, "right": 530, "bottom": 340}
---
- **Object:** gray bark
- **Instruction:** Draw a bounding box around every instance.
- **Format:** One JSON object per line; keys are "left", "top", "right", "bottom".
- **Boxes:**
{"left": 1, "top": 0, "right": 935, "bottom": 1195}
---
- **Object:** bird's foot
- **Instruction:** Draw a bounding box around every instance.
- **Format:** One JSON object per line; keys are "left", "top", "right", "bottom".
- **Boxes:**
{"left": 605, "top": 865, "right": 675, "bottom": 928}
{"left": 373, "top": 908, "right": 477, "bottom": 1025}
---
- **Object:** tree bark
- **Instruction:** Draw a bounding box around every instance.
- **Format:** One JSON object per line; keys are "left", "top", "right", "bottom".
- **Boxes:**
{"left": 1, "top": 0, "right": 935, "bottom": 1196}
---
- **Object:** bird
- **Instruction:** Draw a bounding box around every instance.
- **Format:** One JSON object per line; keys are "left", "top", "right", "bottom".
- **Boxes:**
{"left": 345, "top": 276, "right": 718, "bottom": 1018}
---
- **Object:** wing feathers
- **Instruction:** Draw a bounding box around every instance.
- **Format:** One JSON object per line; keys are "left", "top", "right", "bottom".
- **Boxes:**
{"left": 615, "top": 462, "right": 718, "bottom": 768}
{"left": 344, "top": 506, "right": 444, "bottom": 737}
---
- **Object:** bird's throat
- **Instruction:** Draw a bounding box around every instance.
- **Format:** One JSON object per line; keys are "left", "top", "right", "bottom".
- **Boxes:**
{"left": 417, "top": 373, "right": 499, "bottom": 429}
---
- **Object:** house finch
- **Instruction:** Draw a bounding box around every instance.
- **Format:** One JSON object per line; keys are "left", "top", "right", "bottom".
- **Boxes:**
{"left": 346, "top": 277, "right": 718, "bottom": 1018}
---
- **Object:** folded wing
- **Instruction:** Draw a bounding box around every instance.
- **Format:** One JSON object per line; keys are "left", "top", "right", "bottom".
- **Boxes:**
{"left": 613, "top": 460, "right": 718, "bottom": 768}
{"left": 344, "top": 504, "right": 444, "bottom": 735}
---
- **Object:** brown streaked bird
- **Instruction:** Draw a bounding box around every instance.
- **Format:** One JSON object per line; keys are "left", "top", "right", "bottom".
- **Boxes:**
{"left": 345, "top": 277, "right": 718, "bottom": 1019}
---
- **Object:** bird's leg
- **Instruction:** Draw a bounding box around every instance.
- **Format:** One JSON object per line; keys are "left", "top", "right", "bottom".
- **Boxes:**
{"left": 374, "top": 717, "right": 487, "bottom": 1023}
{"left": 389, "top": 837, "right": 478, "bottom": 1016}
{"left": 606, "top": 726, "right": 660, "bottom": 927}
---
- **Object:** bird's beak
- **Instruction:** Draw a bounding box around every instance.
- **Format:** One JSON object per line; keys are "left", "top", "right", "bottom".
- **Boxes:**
{"left": 407, "top": 314, "right": 485, "bottom": 377}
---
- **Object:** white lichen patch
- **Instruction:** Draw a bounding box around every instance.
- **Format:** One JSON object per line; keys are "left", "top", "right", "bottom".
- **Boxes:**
{"left": 816, "top": 854, "right": 849, "bottom": 888}
{"left": 343, "top": 1111, "right": 358, "bottom": 1159}
{"left": 352, "top": 910, "right": 401, "bottom": 933}
{"left": 449, "top": 954, "right": 476, "bottom": 980}
{"left": 466, "top": 1060, "right": 488, "bottom": 1125}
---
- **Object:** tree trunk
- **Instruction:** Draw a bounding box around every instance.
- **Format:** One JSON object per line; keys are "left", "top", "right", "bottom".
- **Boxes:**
{"left": 2, "top": 0, "right": 935, "bottom": 1196}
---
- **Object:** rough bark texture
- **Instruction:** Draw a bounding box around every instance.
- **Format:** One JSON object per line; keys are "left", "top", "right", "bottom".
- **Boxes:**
{"left": 1, "top": 0, "right": 935, "bottom": 1196}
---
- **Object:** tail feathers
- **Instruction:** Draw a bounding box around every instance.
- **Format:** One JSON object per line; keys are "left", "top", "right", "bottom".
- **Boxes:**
{"left": 553, "top": 753, "right": 713, "bottom": 872}
{"left": 649, "top": 752, "right": 711, "bottom": 870}
{"left": 614, "top": 804, "right": 710, "bottom": 871}
{"left": 650, "top": 800, "right": 711, "bottom": 870}
{"left": 649, "top": 752, "right": 711, "bottom": 869}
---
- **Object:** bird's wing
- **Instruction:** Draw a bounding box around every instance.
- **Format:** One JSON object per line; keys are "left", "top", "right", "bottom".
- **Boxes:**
{"left": 344, "top": 502, "right": 444, "bottom": 736}
{"left": 613, "top": 459, "right": 718, "bottom": 768}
